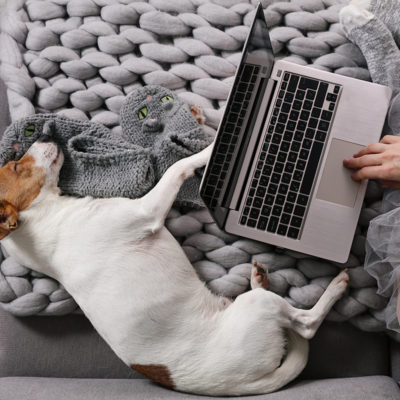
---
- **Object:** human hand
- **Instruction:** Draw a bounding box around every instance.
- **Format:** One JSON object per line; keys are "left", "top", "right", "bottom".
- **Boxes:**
{"left": 343, "top": 135, "right": 400, "bottom": 189}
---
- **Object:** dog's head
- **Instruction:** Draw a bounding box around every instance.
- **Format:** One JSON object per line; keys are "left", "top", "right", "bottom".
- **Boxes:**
{"left": 0, "top": 137, "right": 64, "bottom": 239}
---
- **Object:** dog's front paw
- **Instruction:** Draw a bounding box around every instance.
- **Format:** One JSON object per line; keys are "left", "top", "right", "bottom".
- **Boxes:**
{"left": 327, "top": 269, "right": 350, "bottom": 300}
{"left": 251, "top": 261, "right": 269, "bottom": 290}
{"left": 190, "top": 105, "right": 206, "bottom": 125}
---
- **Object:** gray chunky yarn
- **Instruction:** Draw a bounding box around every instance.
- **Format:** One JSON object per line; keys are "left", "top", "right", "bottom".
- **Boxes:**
{"left": 0, "top": 0, "right": 391, "bottom": 337}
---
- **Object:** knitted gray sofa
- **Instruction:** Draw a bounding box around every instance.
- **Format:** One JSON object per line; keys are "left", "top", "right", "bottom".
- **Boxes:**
{"left": 0, "top": 83, "right": 400, "bottom": 400}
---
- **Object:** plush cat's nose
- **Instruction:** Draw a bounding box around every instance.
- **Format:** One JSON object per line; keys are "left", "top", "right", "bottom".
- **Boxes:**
{"left": 143, "top": 117, "right": 163, "bottom": 133}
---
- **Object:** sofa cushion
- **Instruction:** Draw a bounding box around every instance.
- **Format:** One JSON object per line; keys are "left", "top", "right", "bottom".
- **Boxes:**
{"left": 0, "top": 376, "right": 399, "bottom": 400}
{"left": 0, "top": 303, "right": 390, "bottom": 379}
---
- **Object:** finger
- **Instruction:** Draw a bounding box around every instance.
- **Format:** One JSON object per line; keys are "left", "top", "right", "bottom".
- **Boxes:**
{"left": 353, "top": 143, "right": 387, "bottom": 158}
{"left": 343, "top": 154, "right": 382, "bottom": 169}
{"left": 351, "top": 166, "right": 386, "bottom": 181}
{"left": 380, "top": 135, "right": 400, "bottom": 144}
{"left": 380, "top": 180, "right": 400, "bottom": 189}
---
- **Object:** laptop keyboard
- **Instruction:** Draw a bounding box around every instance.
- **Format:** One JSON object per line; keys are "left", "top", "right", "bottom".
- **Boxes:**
{"left": 200, "top": 63, "right": 260, "bottom": 209}
{"left": 240, "top": 72, "right": 341, "bottom": 239}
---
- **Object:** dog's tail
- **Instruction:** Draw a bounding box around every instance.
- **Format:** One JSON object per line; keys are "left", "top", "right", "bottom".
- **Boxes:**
{"left": 243, "top": 329, "right": 309, "bottom": 395}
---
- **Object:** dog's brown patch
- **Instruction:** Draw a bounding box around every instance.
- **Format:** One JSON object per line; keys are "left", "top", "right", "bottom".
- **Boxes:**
{"left": 131, "top": 364, "right": 175, "bottom": 389}
{"left": 0, "top": 153, "right": 46, "bottom": 239}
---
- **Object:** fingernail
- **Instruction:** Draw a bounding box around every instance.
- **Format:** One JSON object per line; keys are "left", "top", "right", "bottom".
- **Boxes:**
{"left": 343, "top": 158, "right": 350, "bottom": 163}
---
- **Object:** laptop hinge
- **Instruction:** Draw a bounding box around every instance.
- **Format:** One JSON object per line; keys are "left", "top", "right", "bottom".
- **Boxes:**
{"left": 226, "top": 77, "right": 277, "bottom": 211}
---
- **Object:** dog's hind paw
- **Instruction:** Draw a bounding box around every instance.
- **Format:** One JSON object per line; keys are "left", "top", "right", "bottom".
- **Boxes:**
{"left": 327, "top": 269, "right": 350, "bottom": 300}
{"left": 251, "top": 261, "right": 269, "bottom": 290}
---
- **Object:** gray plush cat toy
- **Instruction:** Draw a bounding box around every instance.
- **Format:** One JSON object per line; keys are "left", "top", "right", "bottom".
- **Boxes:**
{"left": 0, "top": 85, "right": 211, "bottom": 207}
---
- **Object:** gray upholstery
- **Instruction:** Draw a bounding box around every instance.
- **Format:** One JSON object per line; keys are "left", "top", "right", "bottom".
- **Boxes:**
{"left": 0, "top": 304, "right": 390, "bottom": 379}
{"left": 0, "top": 376, "right": 399, "bottom": 400}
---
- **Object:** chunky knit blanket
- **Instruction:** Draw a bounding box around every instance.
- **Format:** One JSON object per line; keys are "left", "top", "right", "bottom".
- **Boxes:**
{"left": 0, "top": 0, "right": 393, "bottom": 337}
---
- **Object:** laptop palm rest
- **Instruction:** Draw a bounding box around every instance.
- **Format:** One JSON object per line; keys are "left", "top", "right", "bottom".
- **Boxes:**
{"left": 316, "top": 139, "right": 364, "bottom": 208}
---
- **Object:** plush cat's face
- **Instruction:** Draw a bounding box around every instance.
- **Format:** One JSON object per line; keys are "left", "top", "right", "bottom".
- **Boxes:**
{"left": 120, "top": 85, "right": 187, "bottom": 145}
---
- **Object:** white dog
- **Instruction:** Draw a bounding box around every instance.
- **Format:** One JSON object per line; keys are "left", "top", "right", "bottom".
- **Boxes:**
{"left": 0, "top": 137, "right": 349, "bottom": 396}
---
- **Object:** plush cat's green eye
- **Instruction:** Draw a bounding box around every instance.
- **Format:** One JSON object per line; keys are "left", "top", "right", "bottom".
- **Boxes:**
{"left": 25, "top": 124, "right": 35, "bottom": 137}
{"left": 161, "top": 95, "right": 174, "bottom": 103}
{"left": 138, "top": 107, "right": 148, "bottom": 120}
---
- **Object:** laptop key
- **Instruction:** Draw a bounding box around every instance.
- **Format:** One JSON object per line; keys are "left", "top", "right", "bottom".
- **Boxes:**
{"left": 256, "top": 186, "right": 266, "bottom": 197}
{"left": 287, "top": 120, "right": 297, "bottom": 131}
{"left": 294, "top": 205, "right": 306, "bottom": 217}
{"left": 303, "top": 100, "right": 313, "bottom": 110}
{"left": 281, "top": 141, "right": 290, "bottom": 152}
{"left": 284, "top": 163, "right": 294, "bottom": 173}
{"left": 287, "top": 191, "right": 297, "bottom": 202}
{"left": 293, "top": 100, "right": 302, "bottom": 110}
{"left": 247, "top": 219, "right": 257, "bottom": 228}
{"left": 305, "top": 128, "right": 315, "bottom": 139}
{"left": 290, "top": 110, "right": 300, "bottom": 120}
{"left": 282, "top": 173, "right": 291, "bottom": 183}
{"left": 300, "top": 110, "right": 310, "bottom": 121}
{"left": 277, "top": 152, "right": 287, "bottom": 163}
{"left": 274, "top": 162, "right": 284, "bottom": 173}
{"left": 282, "top": 102, "right": 291, "bottom": 113}
{"left": 257, "top": 217, "right": 268, "bottom": 231}
{"left": 240, "top": 216, "right": 247, "bottom": 225}
{"left": 276, "top": 194, "right": 285, "bottom": 205}
{"left": 271, "top": 173, "right": 281, "bottom": 184}
{"left": 284, "top": 203, "right": 294, "bottom": 214}
{"left": 267, "top": 217, "right": 279, "bottom": 233}
{"left": 253, "top": 197, "right": 263, "bottom": 208}
{"left": 300, "top": 140, "right": 324, "bottom": 195}
{"left": 262, "top": 205, "right": 271, "bottom": 216}
{"left": 265, "top": 195, "right": 274, "bottom": 205}
{"left": 268, "top": 184, "right": 278, "bottom": 195}
{"left": 285, "top": 92, "right": 294, "bottom": 103}
{"left": 297, "top": 194, "right": 308, "bottom": 206}
{"left": 306, "top": 90, "right": 316, "bottom": 100}
{"left": 278, "top": 184, "right": 288, "bottom": 195}
{"left": 311, "top": 108, "right": 321, "bottom": 118}
{"left": 291, "top": 216, "right": 302, "bottom": 228}
{"left": 288, "top": 227, "right": 300, "bottom": 239}
{"left": 321, "top": 110, "right": 332, "bottom": 121}
{"left": 288, "top": 75, "right": 299, "bottom": 92}
{"left": 318, "top": 120, "right": 329, "bottom": 131}
{"left": 315, "top": 83, "right": 328, "bottom": 107}
{"left": 272, "top": 205, "right": 283, "bottom": 217}
{"left": 281, "top": 213, "right": 291, "bottom": 224}
{"left": 277, "top": 224, "right": 288, "bottom": 236}
{"left": 299, "top": 77, "right": 318, "bottom": 90}
{"left": 275, "top": 124, "right": 285, "bottom": 133}
{"left": 295, "top": 90, "right": 305, "bottom": 100}
{"left": 291, "top": 141, "right": 301, "bottom": 152}
{"left": 250, "top": 208, "right": 260, "bottom": 219}
{"left": 316, "top": 131, "right": 326, "bottom": 141}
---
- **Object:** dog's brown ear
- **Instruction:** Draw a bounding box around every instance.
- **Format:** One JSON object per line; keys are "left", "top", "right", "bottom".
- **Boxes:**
{"left": 0, "top": 201, "right": 19, "bottom": 239}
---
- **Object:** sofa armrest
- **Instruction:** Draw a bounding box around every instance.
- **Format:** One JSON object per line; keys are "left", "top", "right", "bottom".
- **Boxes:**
{"left": 391, "top": 339, "right": 400, "bottom": 383}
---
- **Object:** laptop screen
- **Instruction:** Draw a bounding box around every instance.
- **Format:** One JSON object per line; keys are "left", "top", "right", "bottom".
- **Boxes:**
{"left": 245, "top": 4, "right": 275, "bottom": 78}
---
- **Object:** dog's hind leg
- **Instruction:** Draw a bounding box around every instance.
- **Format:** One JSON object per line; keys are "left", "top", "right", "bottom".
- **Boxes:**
{"left": 136, "top": 143, "right": 214, "bottom": 231}
{"left": 283, "top": 270, "right": 349, "bottom": 339}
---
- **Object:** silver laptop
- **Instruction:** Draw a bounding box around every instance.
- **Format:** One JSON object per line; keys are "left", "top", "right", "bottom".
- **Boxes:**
{"left": 199, "top": 3, "right": 392, "bottom": 263}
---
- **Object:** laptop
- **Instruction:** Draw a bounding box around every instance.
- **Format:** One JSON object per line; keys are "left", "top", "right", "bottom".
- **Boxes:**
{"left": 199, "top": 3, "right": 392, "bottom": 263}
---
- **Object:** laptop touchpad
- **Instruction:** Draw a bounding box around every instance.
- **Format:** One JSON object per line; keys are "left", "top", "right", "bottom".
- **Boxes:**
{"left": 316, "top": 139, "right": 365, "bottom": 208}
